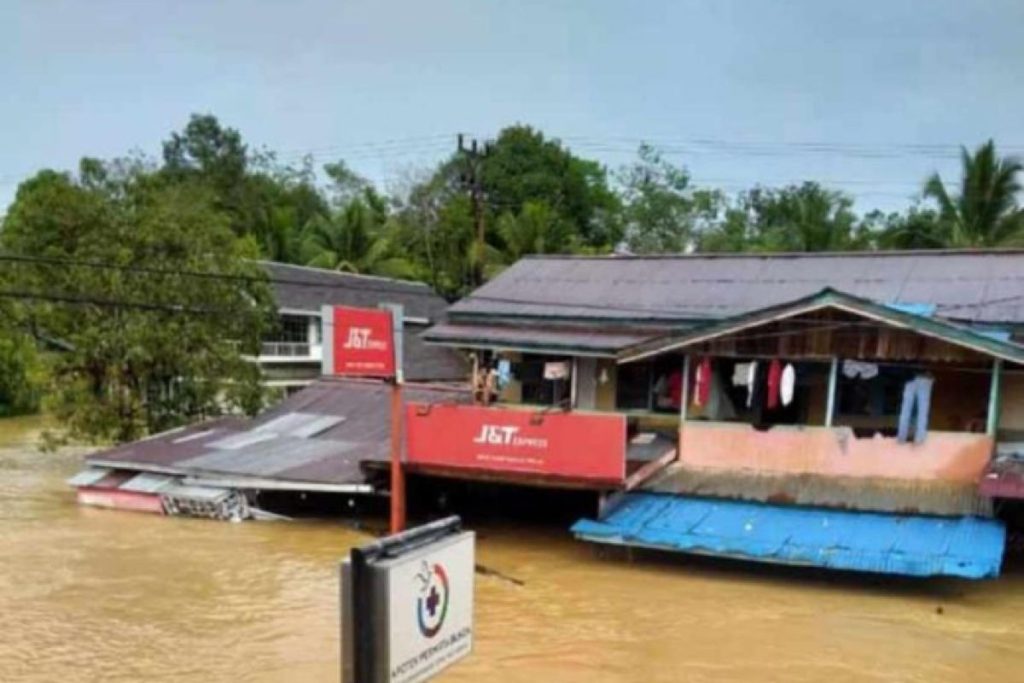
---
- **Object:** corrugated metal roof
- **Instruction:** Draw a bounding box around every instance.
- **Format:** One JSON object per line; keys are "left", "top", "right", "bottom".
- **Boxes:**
{"left": 262, "top": 261, "right": 447, "bottom": 319}
{"left": 424, "top": 322, "right": 658, "bottom": 356}
{"left": 571, "top": 493, "right": 1006, "bottom": 579}
{"left": 450, "top": 251, "right": 1024, "bottom": 324}
{"left": 86, "top": 378, "right": 472, "bottom": 489}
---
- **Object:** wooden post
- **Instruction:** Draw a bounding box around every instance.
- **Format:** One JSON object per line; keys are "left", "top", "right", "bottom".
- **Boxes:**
{"left": 987, "top": 358, "right": 1003, "bottom": 437}
{"left": 679, "top": 355, "right": 691, "bottom": 423}
{"left": 825, "top": 356, "right": 839, "bottom": 427}
{"left": 389, "top": 380, "right": 405, "bottom": 534}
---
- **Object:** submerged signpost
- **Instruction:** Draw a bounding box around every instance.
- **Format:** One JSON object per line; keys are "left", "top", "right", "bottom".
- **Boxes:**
{"left": 341, "top": 516, "right": 475, "bottom": 683}
{"left": 323, "top": 303, "right": 406, "bottom": 533}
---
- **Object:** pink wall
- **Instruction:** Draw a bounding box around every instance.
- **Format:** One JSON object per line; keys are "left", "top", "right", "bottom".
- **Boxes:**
{"left": 678, "top": 422, "right": 993, "bottom": 483}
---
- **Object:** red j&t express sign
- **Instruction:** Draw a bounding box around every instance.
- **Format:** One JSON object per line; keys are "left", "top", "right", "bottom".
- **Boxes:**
{"left": 330, "top": 305, "right": 396, "bottom": 378}
{"left": 405, "top": 404, "right": 627, "bottom": 484}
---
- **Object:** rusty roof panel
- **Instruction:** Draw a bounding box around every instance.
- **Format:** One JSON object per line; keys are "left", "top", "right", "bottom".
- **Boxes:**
{"left": 86, "top": 379, "right": 471, "bottom": 488}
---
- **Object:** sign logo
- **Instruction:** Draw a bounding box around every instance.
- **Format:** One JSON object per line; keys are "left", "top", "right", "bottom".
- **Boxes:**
{"left": 472, "top": 424, "right": 519, "bottom": 445}
{"left": 415, "top": 561, "right": 450, "bottom": 639}
{"left": 341, "top": 326, "right": 387, "bottom": 351}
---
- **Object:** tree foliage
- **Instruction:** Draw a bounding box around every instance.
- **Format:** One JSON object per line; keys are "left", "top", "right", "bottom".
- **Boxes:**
{"left": 921, "top": 140, "right": 1024, "bottom": 247}
{"left": 0, "top": 160, "right": 274, "bottom": 444}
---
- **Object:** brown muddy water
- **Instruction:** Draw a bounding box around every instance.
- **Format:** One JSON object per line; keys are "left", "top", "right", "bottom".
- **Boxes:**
{"left": 3, "top": 416, "right": 1024, "bottom": 682}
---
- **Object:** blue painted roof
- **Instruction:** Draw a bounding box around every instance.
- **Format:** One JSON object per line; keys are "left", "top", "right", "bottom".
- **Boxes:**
{"left": 572, "top": 494, "right": 1005, "bottom": 580}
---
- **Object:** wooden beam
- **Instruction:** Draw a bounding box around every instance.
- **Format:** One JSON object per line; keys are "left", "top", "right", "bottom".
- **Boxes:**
{"left": 825, "top": 356, "right": 839, "bottom": 427}
{"left": 987, "top": 358, "right": 1003, "bottom": 437}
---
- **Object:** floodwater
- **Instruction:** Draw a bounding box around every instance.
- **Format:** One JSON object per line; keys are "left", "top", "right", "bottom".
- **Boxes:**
{"left": 3, "top": 417, "right": 1024, "bottom": 683}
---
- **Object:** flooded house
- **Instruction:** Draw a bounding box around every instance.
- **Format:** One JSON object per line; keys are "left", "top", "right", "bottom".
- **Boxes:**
{"left": 417, "top": 250, "right": 1024, "bottom": 578}
{"left": 255, "top": 261, "right": 464, "bottom": 392}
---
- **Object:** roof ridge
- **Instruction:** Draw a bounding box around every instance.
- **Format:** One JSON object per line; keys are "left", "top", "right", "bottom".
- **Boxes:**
{"left": 519, "top": 248, "right": 1024, "bottom": 261}
{"left": 256, "top": 260, "right": 432, "bottom": 289}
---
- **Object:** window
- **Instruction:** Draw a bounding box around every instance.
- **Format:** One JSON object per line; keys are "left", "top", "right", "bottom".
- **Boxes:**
{"left": 264, "top": 315, "right": 310, "bottom": 343}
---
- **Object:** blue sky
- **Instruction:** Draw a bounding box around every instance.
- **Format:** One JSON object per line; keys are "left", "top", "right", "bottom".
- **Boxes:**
{"left": 2, "top": 0, "right": 1023, "bottom": 213}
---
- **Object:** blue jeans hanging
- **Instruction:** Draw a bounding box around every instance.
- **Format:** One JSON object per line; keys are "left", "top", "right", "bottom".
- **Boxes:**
{"left": 897, "top": 376, "right": 933, "bottom": 444}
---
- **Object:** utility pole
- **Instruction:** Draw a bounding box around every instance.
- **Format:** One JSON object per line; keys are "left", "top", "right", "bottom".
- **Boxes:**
{"left": 457, "top": 133, "right": 490, "bottom": 288}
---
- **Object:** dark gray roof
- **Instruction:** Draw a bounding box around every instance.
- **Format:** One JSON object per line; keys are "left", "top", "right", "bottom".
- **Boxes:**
{"left": 88, "top": 378, "right": 470, "bottom": 488}
{"left": 447, "top": 250, "right": 1024, "bottom": 325}
{"left": 261, "top": 261, "right": 449, "bottom": 320}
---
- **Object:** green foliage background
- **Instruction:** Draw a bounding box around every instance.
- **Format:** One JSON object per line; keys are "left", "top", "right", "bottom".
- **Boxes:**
{"left": 1, "top": 113, "right": 1022, "bottom": 442}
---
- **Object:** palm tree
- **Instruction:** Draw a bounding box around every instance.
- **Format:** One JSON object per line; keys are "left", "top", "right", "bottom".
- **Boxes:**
{"left": 300, "top": 199, "right": 416, "bottom": 278}
{"left": 924, "top": 140, "right": 1024, "bottom": 247}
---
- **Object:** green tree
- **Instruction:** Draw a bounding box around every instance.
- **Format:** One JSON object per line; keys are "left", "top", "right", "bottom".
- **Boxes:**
{"left": 300, "top": 197, "right": 415, "bottom": 279}
{"left": 0, "top": 161, "right": 273, "bottom": 444}
{"left": 480, "top": 125, "right": 622, "bottom": 249}
{"left": 0, "top": 331, "right": 45, "bottom": 417}
{"left": 699, "top": 183, "right": 863, "bottom": 252}
{"left": 868, "top": 207, "right": 946, "bottom": 250}
{"left": 923, "top": 140, "right": 1024, "bottom": 247}
{"left": 617, "top": 144, "right": 721, "bottom": 253}
{"left": 496, "top": 200, "right": 574, "bottom": 261}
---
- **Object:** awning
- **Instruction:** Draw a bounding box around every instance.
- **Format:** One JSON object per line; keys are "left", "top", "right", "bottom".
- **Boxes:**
{"left": 423, "top": 322, "right": 658, "bottom": 357}
{"left": 571, "top": 494, "right": 1005, "bottom": 579}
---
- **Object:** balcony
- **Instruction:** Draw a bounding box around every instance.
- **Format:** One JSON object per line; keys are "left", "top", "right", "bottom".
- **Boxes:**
{"left": 258, "top": 341, "right": 320, "bottom": 360}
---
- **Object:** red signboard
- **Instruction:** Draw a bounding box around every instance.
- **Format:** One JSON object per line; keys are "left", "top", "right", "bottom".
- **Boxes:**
{"left": 331, "top": 306, "right": 396, "bottom": 378}
{"left": 405, "top": 403, "right": 626, "bottom": 484}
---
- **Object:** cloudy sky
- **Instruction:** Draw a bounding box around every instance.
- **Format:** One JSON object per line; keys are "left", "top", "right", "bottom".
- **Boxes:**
{"left": 2, "top": 0, "right": 1023, "bottom": 212}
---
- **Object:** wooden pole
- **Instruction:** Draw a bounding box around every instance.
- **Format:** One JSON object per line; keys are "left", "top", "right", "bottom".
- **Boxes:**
{"left": 987, "top": 358, "right": 1003, "bottom": 437}
{"left": 679, "top": 355, "right": 691, "bottom": 423}
{"left": 825, "top": 356, "right": 839, "bottom": 427}
{"left": 389, "top": 379, "right": 406, "bottom": 534}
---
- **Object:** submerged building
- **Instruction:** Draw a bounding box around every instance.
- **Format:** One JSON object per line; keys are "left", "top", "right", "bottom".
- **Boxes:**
{"left": 256, "top": 261, "right": 464, "bottom": 392}
{"left": 415, "top": 250, "right": 1024, "bottom": 579}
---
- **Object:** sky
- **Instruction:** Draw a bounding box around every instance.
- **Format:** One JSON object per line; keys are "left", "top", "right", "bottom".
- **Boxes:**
{"left": 2, "top": 0, "right": 1024, "bottom": 213}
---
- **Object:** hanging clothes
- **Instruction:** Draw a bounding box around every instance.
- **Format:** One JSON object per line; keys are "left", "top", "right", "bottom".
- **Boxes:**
{"left": 705, "top": 368, "right": 738, "bottom": 420}
{"left": 766, "top": 359, "right": 782, "bottom": 409}
{"left": 693, "top": 357, "right": 712, "bottom": 407}
{"left": 732, "top": 362, "right": 752, "bottom": 387}
{"left": 897, "top": 374, "right": 934, "bottom": 444}
{"left": 667, "top": 370, "right": 683, "bottom": 410}
{"left": 780, "top": 363, "right": 796, "bottom": 407}
{"left": 746, "top": 361, "right": 759, "bottom": 408}
{"left": 496, "top": 359, "right": 512, "bottom": 390}
{"left": 842, "top": 360, "right": 879, "bottom": 380}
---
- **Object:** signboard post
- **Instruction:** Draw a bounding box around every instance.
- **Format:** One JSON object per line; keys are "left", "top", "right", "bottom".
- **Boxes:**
{"left": 341, "top": 516, "right": 474, "bottom": 683}
{"left": 323, "top": 304, "right": 406, "bottom": 532}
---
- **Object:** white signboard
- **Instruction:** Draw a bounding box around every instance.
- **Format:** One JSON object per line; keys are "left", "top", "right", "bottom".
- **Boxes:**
{"left": 375, "top": 532, "right": 475, "bottom": 683}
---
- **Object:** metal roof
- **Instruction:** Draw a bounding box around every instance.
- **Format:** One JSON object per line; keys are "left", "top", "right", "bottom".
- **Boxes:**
{"left": 619, "top": 288, "right": 1024, "bottom": 365}
{"left": 87, "top": 378, "right": 471, "bottom": 490}
{"left": 262, "top": 261, "right": 448, "bottom": 320}
{"left": 572, "top": 493, "right": 1006, "bottom": 579}
{"left": 449, "top": 251, "right": 1024, "bottom": 324}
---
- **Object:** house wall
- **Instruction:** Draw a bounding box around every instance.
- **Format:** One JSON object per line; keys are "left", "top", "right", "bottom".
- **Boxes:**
{"left": 678, "top": 421, "right": 993, "bottom": 484}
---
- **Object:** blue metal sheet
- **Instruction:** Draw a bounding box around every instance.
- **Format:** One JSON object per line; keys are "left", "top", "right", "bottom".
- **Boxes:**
{"left": 571, "top": 494, "right": 1006, "bottom": 579}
